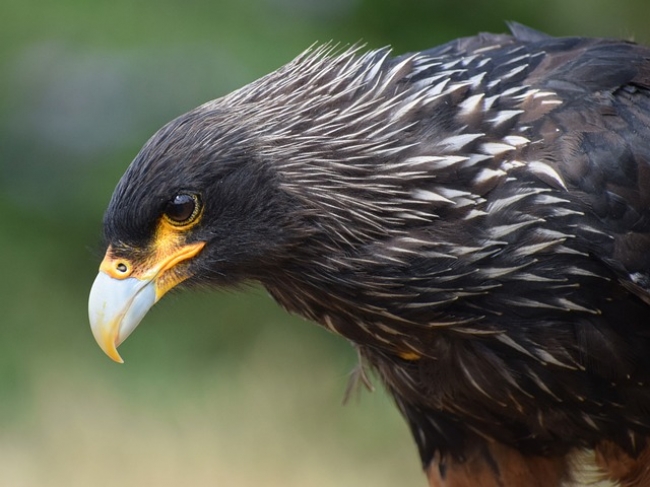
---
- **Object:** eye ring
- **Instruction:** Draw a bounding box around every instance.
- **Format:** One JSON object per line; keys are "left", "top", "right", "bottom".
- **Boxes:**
{"left": 163, "top": 193, "right": 202, "bottom": 227}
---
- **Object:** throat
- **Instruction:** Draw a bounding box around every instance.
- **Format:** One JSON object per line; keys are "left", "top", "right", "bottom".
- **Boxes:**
{"left": 263, "top": 271, "right": 433, "bottom": 356}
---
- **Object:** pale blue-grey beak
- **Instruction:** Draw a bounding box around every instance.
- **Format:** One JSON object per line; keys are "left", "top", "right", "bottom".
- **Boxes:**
{"left": 88, "top": 272, "right": 158, "bottom": 363}
{"left": 88, "top": 240, "right": 205, "bottom": 363}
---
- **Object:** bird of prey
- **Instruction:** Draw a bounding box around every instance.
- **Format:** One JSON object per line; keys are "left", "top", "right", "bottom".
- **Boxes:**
{"left": 89, "top": 23, "right": 650, "bottom": 487}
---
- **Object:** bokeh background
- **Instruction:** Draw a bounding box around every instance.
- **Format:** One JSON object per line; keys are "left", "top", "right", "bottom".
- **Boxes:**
{"left": 2, "top": 1, "right": 650, "bottom": 485}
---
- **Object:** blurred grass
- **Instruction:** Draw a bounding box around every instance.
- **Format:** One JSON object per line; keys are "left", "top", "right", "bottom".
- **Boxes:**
{"left": 3, "top": 0, "right": 650, "bottom": 485}
{"left": 0, "top": 334, "right": 421, "bottom": 487}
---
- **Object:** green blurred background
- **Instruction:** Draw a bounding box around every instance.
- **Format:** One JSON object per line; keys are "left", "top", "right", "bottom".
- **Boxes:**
{"left": 2, "top": 1, "right": 650, "bottom": 485}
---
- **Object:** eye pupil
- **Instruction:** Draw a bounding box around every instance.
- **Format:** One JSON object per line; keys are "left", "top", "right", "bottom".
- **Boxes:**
{"left": 164, "top": 193, "right": 200, "bottom": 225}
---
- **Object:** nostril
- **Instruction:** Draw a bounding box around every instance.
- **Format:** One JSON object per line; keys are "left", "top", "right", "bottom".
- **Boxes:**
{"left": 116, "top": 262, "right": 128, "bottom": 273}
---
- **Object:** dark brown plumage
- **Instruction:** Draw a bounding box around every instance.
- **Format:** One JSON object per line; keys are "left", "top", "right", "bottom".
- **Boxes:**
{"left": 89, "top": 24, "right": 650, "bottom": 486}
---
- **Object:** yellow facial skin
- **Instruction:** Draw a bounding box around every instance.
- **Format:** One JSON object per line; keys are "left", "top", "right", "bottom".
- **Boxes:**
{"left": 88, "top": 219, "right": 205, "bottom": 363}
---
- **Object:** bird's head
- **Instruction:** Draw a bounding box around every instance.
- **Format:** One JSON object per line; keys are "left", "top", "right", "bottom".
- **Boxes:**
{"left": 88, "top": 104, "right": 304, "bottom": 363}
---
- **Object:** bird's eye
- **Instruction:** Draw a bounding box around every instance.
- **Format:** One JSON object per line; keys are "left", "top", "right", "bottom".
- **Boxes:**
{"left": 163, "top": 193, "right": 202, "bottom": 226}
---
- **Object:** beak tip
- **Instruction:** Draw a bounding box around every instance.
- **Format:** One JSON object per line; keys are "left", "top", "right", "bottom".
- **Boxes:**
{"left": 107, "top": 348, "right": 125, "bottom": 364}
{"left": 98, "top": 336, "right": 125, "bottom": 364}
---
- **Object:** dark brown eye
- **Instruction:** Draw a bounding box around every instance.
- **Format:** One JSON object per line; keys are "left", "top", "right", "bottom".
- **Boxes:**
{"left": 163, "top": 193, "right": 201, "bottom": 226}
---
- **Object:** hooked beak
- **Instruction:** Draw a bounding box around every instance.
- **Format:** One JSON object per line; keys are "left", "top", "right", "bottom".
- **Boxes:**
{"left": 88, "top": 240, "right": 205, "bottom": 363}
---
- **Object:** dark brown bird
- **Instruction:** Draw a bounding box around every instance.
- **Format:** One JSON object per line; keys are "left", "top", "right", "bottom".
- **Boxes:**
{"left": 89, "top": 23, "right": 650, "bottom": 486}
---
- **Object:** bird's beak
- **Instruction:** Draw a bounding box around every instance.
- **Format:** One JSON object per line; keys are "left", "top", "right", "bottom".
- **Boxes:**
{"left": 88, "top": 240, "right": 205, "bottom": 363}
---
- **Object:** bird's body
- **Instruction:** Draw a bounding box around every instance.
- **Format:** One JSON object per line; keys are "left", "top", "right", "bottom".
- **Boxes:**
{"left": 89, "top": 24, "right": 650, "bottom": 486}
